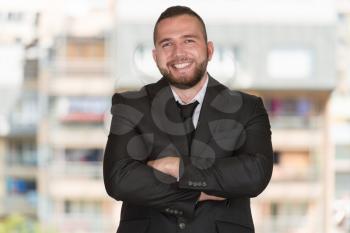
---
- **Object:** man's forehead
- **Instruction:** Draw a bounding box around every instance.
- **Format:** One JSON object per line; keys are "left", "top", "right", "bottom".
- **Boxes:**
{"left": 155, "top": 15, "right": 204, "bottom": 39}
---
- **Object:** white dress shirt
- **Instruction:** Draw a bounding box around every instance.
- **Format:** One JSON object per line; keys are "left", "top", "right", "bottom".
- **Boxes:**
{"left": 170, "top": 75, "right": 208, "bottom": 128}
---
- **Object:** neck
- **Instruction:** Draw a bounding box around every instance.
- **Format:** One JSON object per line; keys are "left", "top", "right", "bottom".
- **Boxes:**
{"left": 172, "top": 73, "right": 208, "bottom": 104}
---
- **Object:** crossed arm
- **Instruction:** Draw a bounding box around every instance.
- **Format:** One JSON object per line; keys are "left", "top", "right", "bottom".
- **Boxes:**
{"left": 147, "top": 157, "right": 225, "bottom": 201}
{"left": 103, "top": 94, "right": 273, "bottom": 219}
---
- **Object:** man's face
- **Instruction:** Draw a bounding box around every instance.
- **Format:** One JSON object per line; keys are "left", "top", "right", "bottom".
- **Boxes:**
{"left": 153, "top": 14, "right": 214, "bottom": 89}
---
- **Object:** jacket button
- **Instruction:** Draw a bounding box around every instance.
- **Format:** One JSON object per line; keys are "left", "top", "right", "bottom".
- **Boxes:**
{"left": 179, "top": 222, "right": 186, "bottom": 229}
{"left": 202, "top": 181, "right": 207, "bottom": 186}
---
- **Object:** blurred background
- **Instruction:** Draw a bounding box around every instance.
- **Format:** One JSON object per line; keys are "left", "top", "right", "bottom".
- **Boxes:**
{"left": 0, "top": 0, "right": 349, "bottom": 232}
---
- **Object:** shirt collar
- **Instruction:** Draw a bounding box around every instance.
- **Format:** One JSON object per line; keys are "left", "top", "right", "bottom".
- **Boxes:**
{"left": 170, "top": 75, "right": 208, "bottom": 105}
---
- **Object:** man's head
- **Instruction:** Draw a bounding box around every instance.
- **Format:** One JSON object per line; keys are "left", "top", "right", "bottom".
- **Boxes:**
{"left": 153, "top": 6, "right": 208, "bottom": 45}
{"left": 152, "top": 6, "right": 214, "bottom": 89}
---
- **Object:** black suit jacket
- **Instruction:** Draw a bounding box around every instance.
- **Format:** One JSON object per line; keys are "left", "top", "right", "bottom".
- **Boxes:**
{"left": 103, "top": 75, "right": 273, "bottom": 233}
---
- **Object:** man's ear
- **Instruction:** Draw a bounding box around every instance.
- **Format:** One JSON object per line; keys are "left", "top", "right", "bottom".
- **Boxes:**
{"left": 152, "top": 49, "right": 157, "bottom": 62}
{"left": 207, "top": 41, "right": 214, "bottom": 61}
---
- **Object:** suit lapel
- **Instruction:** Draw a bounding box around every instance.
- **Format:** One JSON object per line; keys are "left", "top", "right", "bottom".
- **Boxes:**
{"left": 146, "top": 77, "right": 189, "bottom": 157}
{"left": 191, "top": 76, "right": 227, "bottom": 155}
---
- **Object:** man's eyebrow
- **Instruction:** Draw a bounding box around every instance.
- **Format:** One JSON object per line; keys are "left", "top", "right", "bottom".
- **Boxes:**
{"left": 183, "top": 34, "right": 200, "bottom": 39}
{"left": 158, "top": 38, "right": 172, "bottom": 45}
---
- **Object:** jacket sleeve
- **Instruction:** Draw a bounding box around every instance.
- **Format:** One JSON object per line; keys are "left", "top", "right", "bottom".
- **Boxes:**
{"left": 103, "top": 93, "right": 200, "bottom": 219}
{"left": 178, "top": 97, "right": 273, "bottom": 198}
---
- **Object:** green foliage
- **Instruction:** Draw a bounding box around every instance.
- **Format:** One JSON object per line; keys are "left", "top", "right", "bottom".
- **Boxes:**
{"left": 0, "top": 214, "right": 50, "bottom": 233}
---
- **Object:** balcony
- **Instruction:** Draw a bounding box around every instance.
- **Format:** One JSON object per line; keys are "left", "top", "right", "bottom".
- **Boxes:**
{"left": 46, "top": 58, "right": 113, "bottom": 96}
{"left": 8, "top": 112, "right": 38, "bottom": 137}
{"left": 258, "top": 182, "right": 321, "bottom": 201}
{"left": 60, "top": 112, "right": 105, "bottom": 124}
{"left": 270, "top": 115, "right": 322, "bottom": 129}
{"left": 49, "top": 161, "right": 102, "bottom": 179}
{"left": 48, "top": 76, "right": 114, "bottom": 96}
{"left": 272, "top": 128, "right": 322, "bottom": 150}
{"left": 50, "top": 127, "right": 107, "bottom": 148}
{"left": 271, "top": 165, "right": 318, "bottom": 182}
{"left": 48, "top": 162, "right": 104, "bottom": 198}
{"left": 50, "top": 58, "right": 111, "bottom": 77}
{"left": 5, "top": 151, "right": 38, "bottom": 177}
{"left": 256, "top": 215, "right": 322, "bottom": 233}
{"left": 2, "top": 193, "right": 37, "bottom": 216}
{"left": 4, "top": 165, "right": 37, "bottom": 177}
{"left": 335, "top": 160, "right": 350, "bottom": 172}
{"left": 50, "top": 214, "right": 116, "bottom": 233}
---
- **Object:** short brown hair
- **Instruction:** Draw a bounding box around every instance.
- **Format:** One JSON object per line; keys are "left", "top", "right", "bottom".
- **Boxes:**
{"left": 153, "top": 6, "right": 208, "bottom": 45}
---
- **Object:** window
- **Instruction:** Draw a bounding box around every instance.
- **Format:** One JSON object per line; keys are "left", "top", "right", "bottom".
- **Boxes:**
{"left": 64, "top": 200, "right": 102, "bottom": 215}
{"left": 6, "top": 177, "right": 36, "bottom": 195}
{"left": 7, "top": 140, "right": 37, "bottom": 166}
{"left": 267, "top": 48, "right": 313, "bottom": 79}
{"left": 57, "top": 96, "right": 108, "bottom": 123}
{"left": 335, "top": 145, "right": 350, "bottom": 160}
{"left": 65, "top": 149, "right": 103, "bottom": 162}
{"left": 335, "top": 172, "right": 350, "bottom": 198}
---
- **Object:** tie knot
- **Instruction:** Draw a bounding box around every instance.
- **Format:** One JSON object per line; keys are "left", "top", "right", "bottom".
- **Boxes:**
{"left": 177, "top": 101, "right": 199, "bottom": 120}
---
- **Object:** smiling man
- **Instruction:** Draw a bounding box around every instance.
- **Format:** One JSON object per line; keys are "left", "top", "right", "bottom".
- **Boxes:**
{"left": 104, "top": 6, "right": 273, "bottom": 233}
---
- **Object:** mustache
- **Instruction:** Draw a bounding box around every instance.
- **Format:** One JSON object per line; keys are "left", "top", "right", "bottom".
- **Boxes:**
{"left": 167, "top": 57, "right": 193, "bottom": 66}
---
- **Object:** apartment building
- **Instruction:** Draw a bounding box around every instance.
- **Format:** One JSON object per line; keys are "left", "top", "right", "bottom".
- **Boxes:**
{"left": 112, "top": 1, "right": 336, "bottom": 233}
{"left": 0, "top": 0, "right": 40, "bottom": 223}
{"left": 37, "top": 1, "right": 119, "bottom": 232}
{"left": 0, "top": 1, "right": 343, "bottom": 233}
{"left": 331, "top": 0, "right": 350, "bottom": 232}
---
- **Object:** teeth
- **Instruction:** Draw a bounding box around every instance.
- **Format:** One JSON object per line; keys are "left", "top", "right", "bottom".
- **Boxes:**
{"left": 173, "top": 63, "right": 190, "bottom": 69}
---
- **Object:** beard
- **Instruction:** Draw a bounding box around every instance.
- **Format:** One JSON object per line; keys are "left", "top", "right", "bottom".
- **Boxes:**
{"left": 158, "top": 56, "right": 208, "bottom": 90}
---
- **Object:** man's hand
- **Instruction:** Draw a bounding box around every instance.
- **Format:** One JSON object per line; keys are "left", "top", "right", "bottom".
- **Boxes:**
{"left": 198, "top": 192, "right": 226, "bottom": 202}
{"left": 147, "top": 157, "right": 225, "bottom": 202}
{"left": 147, "top": 156, "right": 180, "bottom": 179}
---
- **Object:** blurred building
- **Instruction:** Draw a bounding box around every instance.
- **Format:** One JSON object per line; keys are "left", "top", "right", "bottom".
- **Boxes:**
{"left": 37, "top": 0, "right": 118, "bottom": 232}
{"left": 0, "top": 0, "right": 345, "bottom": 233}
{"left": 0, "top": 0, "right": 40, "bottom": 222}
{"left": 112, "top": 0, "right": 336, "bottom": 233}
{"left": 331, "top": 0, "right": 350, "bottom": 232}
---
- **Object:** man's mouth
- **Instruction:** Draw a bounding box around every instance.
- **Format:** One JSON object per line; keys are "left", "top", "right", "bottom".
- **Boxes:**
{"left": 172, "top": 62, "right": 192, "bottom": 69}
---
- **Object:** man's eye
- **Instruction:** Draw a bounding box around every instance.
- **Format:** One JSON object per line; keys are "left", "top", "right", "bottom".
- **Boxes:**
{"left": 185, "top": 39, "right": 195, "bottom": 43}
{"left": 162, "top": 42, "right": 172, "bottom": 48}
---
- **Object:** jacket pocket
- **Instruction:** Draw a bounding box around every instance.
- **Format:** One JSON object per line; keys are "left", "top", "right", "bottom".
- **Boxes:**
{"left": 117, "top": 219, "right": 150, "bottom": 233}
{"left": 215, "top": 220, "right": 254, "bottom": 233}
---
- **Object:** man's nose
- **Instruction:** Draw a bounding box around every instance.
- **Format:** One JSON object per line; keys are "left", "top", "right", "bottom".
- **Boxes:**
{"left": 172, "top": 43, "right": 186, "bottom": 57}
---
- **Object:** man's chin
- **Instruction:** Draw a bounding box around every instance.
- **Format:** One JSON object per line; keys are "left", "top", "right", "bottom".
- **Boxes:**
{"left": 168, "top": 78, "right": 203, "bottom": 90}
{"left": 170, "top": 82, "right": 195, "bottom": 90}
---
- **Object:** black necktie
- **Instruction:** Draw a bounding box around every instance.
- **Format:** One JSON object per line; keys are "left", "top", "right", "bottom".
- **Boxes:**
{"left": 176, "top": 101, "right": 199, "bottom": 153}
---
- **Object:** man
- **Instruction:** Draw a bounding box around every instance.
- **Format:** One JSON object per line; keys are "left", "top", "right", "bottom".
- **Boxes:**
{"left": 103, "top": 5, "right": 273, "bottom": 233}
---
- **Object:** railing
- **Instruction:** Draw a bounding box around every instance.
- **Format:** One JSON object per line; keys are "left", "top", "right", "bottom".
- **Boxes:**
{"left": 49, "top": 58, "right": 111, "bottom": 77}
{"left": 6, "top": 155, "right": 37, "bottom": 167}
{"left": 51, "top": 214, "right": 116, "bottom": 233}
{"left": 8, "top": 112, "right": 38, "bottom": 136}
{"left": 49, "top": 161, "right": 103, "bottom": 179}
{"left": 271, "top": 165, "right": 319, "bottom": 182}
{"left": 256, "top": 215, "right": 322, "bottom": 233}
{"left": 269, "top": 115, "right": 322, "bottom": 129}
{"left": 3, "top": 193, "right": 37, "bottom": 215}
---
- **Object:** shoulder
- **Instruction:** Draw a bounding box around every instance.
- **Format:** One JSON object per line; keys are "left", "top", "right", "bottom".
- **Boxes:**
{"left": 111, "top": 77, "right": 167, "bottom": 105}
{"left": 236, "top": 91, "right": 261, "bottom": 107}
{"left": 211, "top": 78, "right": 261, "bottom": 107}
{"left": 111, "top": 87, "right": 148, "bottom": 105}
